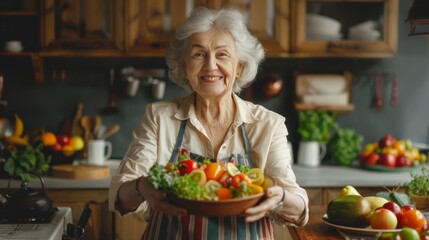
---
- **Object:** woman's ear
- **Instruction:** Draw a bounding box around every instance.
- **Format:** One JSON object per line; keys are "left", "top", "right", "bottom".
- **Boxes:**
{"left": 236, "top": 63, "right": 244, "bottom": 78}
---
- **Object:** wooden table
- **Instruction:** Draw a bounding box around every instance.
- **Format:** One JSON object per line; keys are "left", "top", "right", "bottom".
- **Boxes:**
{"left": 288, "top": 205, "right": 343, "bottom": 240}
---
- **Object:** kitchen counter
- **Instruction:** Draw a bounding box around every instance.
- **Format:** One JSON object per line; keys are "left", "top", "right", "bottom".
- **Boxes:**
{"left": 0, "top": 161, "right": 420, "bottom": 189}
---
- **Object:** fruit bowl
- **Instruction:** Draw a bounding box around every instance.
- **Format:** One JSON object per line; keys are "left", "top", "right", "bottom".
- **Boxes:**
{"left": 168, "top": 193, "right": 265, "bottom": 217}
{"left": 42, "top": 147, "right": 82, "bottom": 166}
{"left": 323, "top": 214, "right": 401, "bottom": 235}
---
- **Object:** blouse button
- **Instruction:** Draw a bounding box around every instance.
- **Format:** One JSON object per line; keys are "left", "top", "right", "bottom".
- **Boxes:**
{"left": 222, "top": 145, "right": 226, "bottom": 149}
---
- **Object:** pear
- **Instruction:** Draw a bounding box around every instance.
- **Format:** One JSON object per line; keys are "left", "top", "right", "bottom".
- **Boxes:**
{"left": 364, "top": 196, "right": 389, "bottom": 211}
{"left": 341, "top": 185, "right": 361, "bottom": 197}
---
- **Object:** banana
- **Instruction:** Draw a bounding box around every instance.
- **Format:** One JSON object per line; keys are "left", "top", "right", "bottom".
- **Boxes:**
{"left": 5, "top": 136, "right": 28, "bottom": 146}
{"left": 364, "top": 196, "right": 389, "bottom": 211}
{"left": 13, "top": 114, "right": 24, "bottom": 137}
{"left": 341, "top": 185, "right": 361, "bottom": 197}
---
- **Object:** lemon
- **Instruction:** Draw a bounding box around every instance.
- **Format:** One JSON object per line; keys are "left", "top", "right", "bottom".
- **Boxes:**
{"left": 226, "top": 162, "right": 241, "bottom": 176}
{"left": 246, "top": 168, "right": 264, "bottom": 186}
{"left": 41, "top": 132, "right": 57, "bottom": 146}
{"left": 70, "top": 135, "right": 85, "bottom": 151}
{"left": 188, "top": 169, "right": 207, "bottom": 185}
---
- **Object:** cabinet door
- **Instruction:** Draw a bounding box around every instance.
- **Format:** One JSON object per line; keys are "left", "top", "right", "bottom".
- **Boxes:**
{"left": 0, "top": 0, "right": 42, "bottom": 54}
{"left": 291, "top": 0, "right": 398, "bottom": 58}
{"left": 124, "top": 0, "right": 192, "bottom": 56}
{"left": 203, "top": 0, "right": 290, "bottom": 57}
{"left": 41, "top": 0, "right": 124, "bottom": 55}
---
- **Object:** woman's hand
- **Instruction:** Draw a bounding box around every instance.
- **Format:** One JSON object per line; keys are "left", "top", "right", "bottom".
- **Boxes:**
{"left": 243, "top": 185, "right": 284, "bottom": 222}
{"left": 139, "top": 177, "right": 187, "bottom": 216}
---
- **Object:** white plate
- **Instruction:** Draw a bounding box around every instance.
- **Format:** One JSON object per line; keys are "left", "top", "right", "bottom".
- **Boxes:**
{"left": 322, "top": 214, "right": 401, "bottom": 235}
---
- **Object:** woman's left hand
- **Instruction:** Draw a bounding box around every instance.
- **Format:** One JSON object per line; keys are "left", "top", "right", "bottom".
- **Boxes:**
{"left": 243, "top": 185, "right": 284, "bottom": 223}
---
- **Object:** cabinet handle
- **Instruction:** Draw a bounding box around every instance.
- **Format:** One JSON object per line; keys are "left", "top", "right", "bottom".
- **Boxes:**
{"left": 327, "top": 42, "right": 361, "bottom": 52}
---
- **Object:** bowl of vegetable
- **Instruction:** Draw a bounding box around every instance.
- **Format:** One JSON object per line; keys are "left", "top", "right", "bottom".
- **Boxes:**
{"left": 168, "top": 192, "right": 264, "bottom": 216}
{"left": 148, "top": 149, "right": 270, "bottom": 216}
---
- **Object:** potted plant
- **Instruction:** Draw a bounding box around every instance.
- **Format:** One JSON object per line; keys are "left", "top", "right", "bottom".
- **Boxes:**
{"left": 297, "top": 110, "right": 337, "bottom": 167}
{"left": 4, "top": 143, "right": 51, "bottom": 182}
{"left": 328, "top": 127, "right": 363, "bottom": 166}
{"left": 403, "top": 166, "right": 429, "bottom": 210}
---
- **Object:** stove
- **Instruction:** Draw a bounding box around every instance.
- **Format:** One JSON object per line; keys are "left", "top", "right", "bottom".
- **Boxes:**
{"left": 0, "top": 207, "right": 72, "bottom": 240}
{"left": 0, "top": 207, "right": 58, "bottom": 224}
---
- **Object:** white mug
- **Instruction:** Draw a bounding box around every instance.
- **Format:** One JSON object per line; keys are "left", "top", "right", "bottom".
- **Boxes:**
{"left": 87, "top": 139, "right": 112, "bottom": 165}
{"left": 297, "top": 141, "right": 327, "bottom": 167}
{"left": 152, "top": 80, "right": 166, "bottom": 100}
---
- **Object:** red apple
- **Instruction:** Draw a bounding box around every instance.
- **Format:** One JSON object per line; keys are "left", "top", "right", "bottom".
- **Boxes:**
{"left": 401, "top": 205, "right": 414, "bottom": 213}
{"left": 379, "top": 134, "right": 397, "bottom": 148}
{"left": 365, "top": 152, "right": 380, "bottom": 166}
{"left": 383, "top": 201, "right": 403, "bottom": 226}
{"left": 380, "top": 153, "right": 396, "bottom": 168}
{"left": 396, "top": 154, "right": 412, "bottom": 167}
{"left": 56, "top": 134, "right": 71, "bottom": 146}
{"left": 370, "top": 208, "right": 398, "bottom": 229}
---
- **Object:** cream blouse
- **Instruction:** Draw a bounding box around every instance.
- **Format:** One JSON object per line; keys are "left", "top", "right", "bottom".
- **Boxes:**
{"left": 109, "top": 93, "right": 309, "bottom": 226}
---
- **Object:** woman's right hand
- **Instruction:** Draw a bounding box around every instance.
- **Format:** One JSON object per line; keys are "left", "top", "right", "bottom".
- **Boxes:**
{"left": 138, "top": 176, "right": 187, "bottom": 216}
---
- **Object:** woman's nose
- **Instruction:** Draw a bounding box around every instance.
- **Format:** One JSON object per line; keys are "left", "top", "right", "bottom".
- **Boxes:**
{"left": 204, "top": 56, "right": 217, "bottom": 70}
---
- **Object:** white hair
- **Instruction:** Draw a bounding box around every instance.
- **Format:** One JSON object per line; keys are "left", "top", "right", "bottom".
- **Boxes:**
{"left": 166, "top": 7, "right": 265, "bottom": 93}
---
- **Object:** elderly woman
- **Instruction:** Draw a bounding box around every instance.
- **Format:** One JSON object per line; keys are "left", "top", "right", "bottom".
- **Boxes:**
{"left": 109, "top": 7, "right": 308, "bottom": 239}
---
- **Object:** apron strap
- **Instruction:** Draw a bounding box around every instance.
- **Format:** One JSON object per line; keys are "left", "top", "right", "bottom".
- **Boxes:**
{"left": 240, "top": 123, "right": 254, "bottom": 168}
{"left": 168, "top": 120, "right": 187, "bottom": 163}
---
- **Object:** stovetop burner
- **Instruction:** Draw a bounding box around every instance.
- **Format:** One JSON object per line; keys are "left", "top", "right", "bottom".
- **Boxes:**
{"left": 0, "top": 207, "right": 58, "bottom": 224}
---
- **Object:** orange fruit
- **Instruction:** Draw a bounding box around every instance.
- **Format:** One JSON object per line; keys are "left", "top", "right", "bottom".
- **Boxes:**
{"left": 41, "top": 132, "right": 57, "bottom": 146}
{"left": 62, "top": 145, "right": 75, "bottom": 157}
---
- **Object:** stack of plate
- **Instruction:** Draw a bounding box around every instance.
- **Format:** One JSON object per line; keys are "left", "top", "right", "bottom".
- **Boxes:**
{"left": 306, "top": 14, "right": 342, "bottom": 40}
{"left": 349, "top": 20, "right": 381, "bottom": 41}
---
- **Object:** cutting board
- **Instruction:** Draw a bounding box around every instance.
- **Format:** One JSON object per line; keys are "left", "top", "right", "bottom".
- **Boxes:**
{"left": 52, "top": 164, "right": 110, "bottom": 179}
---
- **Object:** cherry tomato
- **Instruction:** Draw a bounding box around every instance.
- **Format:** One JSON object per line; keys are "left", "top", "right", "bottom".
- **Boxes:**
{"left": 400, "top": 209, "right": 426, "bottom": 232}
{"left": 204, "top": 162, "right": 225, "bottom": 181}
{"left": 178, "top": 159, "right": 198, "bottom": 176}
{"left": 231, "top": 173, "right": 251, "bottom": 189}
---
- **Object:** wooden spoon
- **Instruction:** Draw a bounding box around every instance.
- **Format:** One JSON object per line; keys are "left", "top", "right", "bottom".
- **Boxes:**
{"left": 101, "top": 124, "right": 120, "bottom": 139}
{"left": 93, "top": 115, "right": 101, "bottom": 137}
{"left": 80, "top": 116, "right": 93, "bottom": 141}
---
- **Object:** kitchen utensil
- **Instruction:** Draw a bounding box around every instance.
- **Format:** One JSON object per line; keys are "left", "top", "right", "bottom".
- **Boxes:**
{"left": 80, "top": 116, "right": 94, "bottom": 141}
{"left": 101, "top": 124, "right": 120, "bottom": 139}
{"left": 96, "top": 124, "right": 107, "bottom": 139}
{"left": 152, "top": 79, "right": 166, "bottom": 99}
{"left": 103, "top": 69, "right": 119, "bottom": 114}
{"left": 70, "top": 102, "right": 84, "bottom": 136}
{"left": 390, "top": 78, "right": 398, "bottom": 106}
{"left": 263, "top": 74, "right": 283, "bottom": 97}
{"left": 374, "top": 75, "right": 384, "bottom": 108}
{"left": 52, "top": 164, "right": 110, "bottom": 179}
{"left": 93, "top": 115, "right": 101, "bottom": 137}
{"left": 0, "top": 174, "right": 53, "bottom": 219}
{"left": 87, "top": 139, "right": 112, "bottom": 165}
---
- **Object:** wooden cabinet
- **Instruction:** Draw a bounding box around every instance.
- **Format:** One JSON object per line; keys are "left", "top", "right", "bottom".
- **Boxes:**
{"left": 199, "top": 0, "right": 291, "bottom": 57}
{"left": 123, "top": 0, "right": 290, "bottom": 57}
{"left": 291, "top": 0, "right": 398, "bottom": 58}
{"left": 40, "top": 0, "right": 124, "bottom": 56}
{"left": 0, "top": 0, "right": 42, "bottom": 54}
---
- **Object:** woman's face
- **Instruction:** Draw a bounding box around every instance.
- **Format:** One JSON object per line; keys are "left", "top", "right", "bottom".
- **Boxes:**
{"left": 184, "top": 29, "right": 242, "bottom": 98}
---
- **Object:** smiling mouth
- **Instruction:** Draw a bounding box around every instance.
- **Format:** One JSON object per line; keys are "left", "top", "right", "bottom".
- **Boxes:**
{"left": 201, "top": 76, "right": 223, "bottom": 81}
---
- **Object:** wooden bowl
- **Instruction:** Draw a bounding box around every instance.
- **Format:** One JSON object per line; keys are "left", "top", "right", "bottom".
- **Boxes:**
{"left": 168, "top": 193, "right": 265, "bottom": 217}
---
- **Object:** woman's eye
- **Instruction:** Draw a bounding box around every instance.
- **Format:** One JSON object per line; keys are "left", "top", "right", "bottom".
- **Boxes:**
{"left": 194, "top": 52, "right": 206, "bottom": 57}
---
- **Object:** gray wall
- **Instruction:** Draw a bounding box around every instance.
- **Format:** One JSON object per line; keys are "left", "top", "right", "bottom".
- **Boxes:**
{"left": 1, "top": 1, "right": 428, "bottom": 161}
